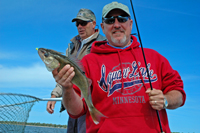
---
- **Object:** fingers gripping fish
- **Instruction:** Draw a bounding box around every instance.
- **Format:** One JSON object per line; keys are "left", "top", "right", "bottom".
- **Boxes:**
{"left": 37, "top": 48, "right": 107, "bottom": 124}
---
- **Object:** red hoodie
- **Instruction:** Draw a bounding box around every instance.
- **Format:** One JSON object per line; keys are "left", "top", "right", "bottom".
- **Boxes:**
{"left": 69, "top": 35, "right": 186, "bottom": 133}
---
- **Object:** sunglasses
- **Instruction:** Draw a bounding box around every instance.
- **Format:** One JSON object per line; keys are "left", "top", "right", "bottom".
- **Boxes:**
{"left": 76, "top": 21, "right": 92, "bottom": 27}
{"left": 103, "top": 16, "right": 130, "bottom": 24}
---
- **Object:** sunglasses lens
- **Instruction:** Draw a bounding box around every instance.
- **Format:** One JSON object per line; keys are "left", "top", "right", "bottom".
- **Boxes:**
{"left": 118, "top": 16, "right": 129, "bottom": 23}
{"left": 81, "top": 21, "right": 88, "bottom": 26}
{"left": 103, "top": 16, "right": 129, "bottom": 24}
{"left": 76, "top": 21, "right": 89, "bottom": 27}
{"left": 104, "top": 18, "right": 115, "bottom": 24}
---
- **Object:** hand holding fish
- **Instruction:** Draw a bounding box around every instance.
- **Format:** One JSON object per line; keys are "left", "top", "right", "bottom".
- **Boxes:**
{"left": 52, "top": 64, "right": 84, "bottom": 116}
{"left": 52, "top": 64, "right": 75, "bottom": 89}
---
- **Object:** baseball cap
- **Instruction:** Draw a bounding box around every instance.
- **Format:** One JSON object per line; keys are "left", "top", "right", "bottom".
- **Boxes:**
{"left": 102, "top": 2, "right": 130, "bottom": 18}
{"left": 72, "top": 8, "right": 96, "bottom": 22}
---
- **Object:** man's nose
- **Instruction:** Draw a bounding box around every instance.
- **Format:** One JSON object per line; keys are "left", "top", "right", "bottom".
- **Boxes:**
{"left": 113, "top": 18, "right": 121, "bottom": 28}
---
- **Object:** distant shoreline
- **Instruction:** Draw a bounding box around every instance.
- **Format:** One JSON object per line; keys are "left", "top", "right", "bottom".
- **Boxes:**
{"left": 0, "top": 121, "right": 67, "bottom": 129}
{"left": 25, "top": 125, "right": 67, "bottom": 129}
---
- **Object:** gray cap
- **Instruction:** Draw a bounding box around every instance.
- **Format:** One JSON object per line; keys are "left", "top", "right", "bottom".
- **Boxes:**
{"left": 102, "top": 2, "right": 130, "bottom": 18}
{"left": 72, "top": 8, "right": 96, "bottom": 22}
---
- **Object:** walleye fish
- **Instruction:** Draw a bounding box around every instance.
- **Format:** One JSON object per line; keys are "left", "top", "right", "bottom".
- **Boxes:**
{"left": 37, "top": 48, "right": 106, "bottom": 124}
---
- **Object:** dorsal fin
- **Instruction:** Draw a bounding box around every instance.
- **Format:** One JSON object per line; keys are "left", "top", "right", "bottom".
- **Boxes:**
{"left": 68, "top": 54, "right": 85, "bottom": 72}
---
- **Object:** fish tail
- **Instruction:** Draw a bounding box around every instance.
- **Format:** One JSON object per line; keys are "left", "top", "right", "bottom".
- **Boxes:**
{"left": 90, "top": 107, "right": 107, "bottom": 125}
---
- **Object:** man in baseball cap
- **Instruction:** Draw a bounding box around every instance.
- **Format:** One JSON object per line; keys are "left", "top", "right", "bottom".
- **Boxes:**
{"left": 71, "top": 8, "right": 98, "bottom": 40}
{"left": 51, "top": 1, "right": 185, "bottom": 132}
{"left": 47, "top": 8, "right": 106, "bottom": 133}
{"left": 101, "top": 1, "right": 132, "bottom": 47}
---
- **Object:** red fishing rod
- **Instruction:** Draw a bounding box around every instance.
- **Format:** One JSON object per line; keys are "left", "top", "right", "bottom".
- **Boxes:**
{"left": 130, "top": 0, "right": 164, "bottom": 133}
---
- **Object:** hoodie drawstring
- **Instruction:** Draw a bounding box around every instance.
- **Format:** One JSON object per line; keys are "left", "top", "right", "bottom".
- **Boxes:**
{"left": 130, "top": 47, "right": 147, "bottom": 90}
{"left": 117, "top": 50, "right": 124, "bottom": 94}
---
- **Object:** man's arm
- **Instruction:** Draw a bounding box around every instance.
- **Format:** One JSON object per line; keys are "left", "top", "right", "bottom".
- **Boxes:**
{"left": 46, "top": 84, "right": 63, "bottom": 114}
{"left": 51, "top": 84, "right": 63, "bottom": 97}
{"left": 62, "top": 84, "right": 83, "bottom": 115}
{"left": 146, "top": 89, "right": 183, "bottom": 111}
{"left": 52, "top": 64, "right": 83, "bottom": 116}
{"left": 164, "top": 90, "right": 183, "bottom": 109}
{"left": 46, "top": 94, "right": 57, "bottom": 114}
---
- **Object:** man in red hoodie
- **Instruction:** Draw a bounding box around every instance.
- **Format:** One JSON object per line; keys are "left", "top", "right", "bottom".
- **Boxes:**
{"left": 52, "top": 2, "right": 186, "bottom": 133}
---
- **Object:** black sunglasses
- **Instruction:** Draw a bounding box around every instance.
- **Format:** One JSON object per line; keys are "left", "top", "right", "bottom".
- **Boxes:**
{"left": 103, "top": 16, "right": 130, "bottom": 24}
{"left": 76, "top": 21, "right": 92, "bottom": 27}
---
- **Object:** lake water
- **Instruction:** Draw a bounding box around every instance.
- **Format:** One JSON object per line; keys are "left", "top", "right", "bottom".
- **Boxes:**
{"left": 24, "top": 126, "right": 67, "bottom": 133}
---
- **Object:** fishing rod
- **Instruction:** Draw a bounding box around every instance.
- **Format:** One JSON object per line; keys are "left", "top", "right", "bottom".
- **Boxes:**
{"left": 129, "top": 0, "right": 164, "bottom": 133}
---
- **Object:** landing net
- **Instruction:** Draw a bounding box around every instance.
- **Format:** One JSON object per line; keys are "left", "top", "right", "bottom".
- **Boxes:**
{"left": 0, "top": 93, "right": 62, "bottom": 133}
{"left": 0, "top": 93, "right": 41, "bottom": 133}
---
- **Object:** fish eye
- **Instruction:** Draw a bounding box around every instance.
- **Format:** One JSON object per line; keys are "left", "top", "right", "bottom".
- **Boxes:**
{"left": 44, "top": 52, "right": 49, "bottom": 57}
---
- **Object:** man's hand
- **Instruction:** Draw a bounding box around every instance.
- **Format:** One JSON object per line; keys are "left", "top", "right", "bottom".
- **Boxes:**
{"left": 146, "top": 88, "right": 165, "bottom": 111}
{"left": 52, "top": 64, "right": 83, "bottom": 116}
{"left": 146, "top": 88, "right": 183, "bottom": 110}
{"left": 46, "top": 95, "right": 57, "bottom": 114}
{"left": 52, "top": 64, "right": 75, "bottom": 89}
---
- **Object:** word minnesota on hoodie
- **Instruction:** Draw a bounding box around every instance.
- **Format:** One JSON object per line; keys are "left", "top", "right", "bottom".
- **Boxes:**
{"left": 113, "top": 96, "right": 146, "bottom": 105}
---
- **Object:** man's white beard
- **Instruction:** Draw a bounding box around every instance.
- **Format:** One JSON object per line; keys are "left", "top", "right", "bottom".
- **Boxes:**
{"left": 111, "top": 35, "right": 127, "bottom": 46}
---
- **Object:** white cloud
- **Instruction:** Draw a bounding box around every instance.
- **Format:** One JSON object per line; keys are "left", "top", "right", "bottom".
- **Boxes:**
{"left": 0, "top": 63, "right": 56, "bottom": 88}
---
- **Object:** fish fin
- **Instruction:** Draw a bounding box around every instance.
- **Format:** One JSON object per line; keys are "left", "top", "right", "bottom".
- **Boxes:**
{"left": 89, "top": 107, "right": 107, "bottom": 125}
{"left": 87, "top": 78, "right": 92, "bottom": 101}
{"left": 50, "top": 49, "right": 64, "bottom": 55}
{"left": 80, "top": 78, "right": 92, "bottom": 101}
{"left": 86, "top": 78, "right": 107, "bottom": 124}
{"left": 46, "top": 66, "right": 54, "bottom": 72}
{"left": 68, "top": 55, "right": 85, "bottom": 72}
{"left": 88, "top": 78, "right": 92, "bottom": 86}
{"left": 87, "top": 78, "right": 92, "bottom": 99}
{"left": 80, "top": 92, "right": 84, "bottom": 100}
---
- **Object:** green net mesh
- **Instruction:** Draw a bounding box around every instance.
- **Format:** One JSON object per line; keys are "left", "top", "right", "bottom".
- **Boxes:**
{"left": 0, "top": 93, "right": 39, "bottom": 133}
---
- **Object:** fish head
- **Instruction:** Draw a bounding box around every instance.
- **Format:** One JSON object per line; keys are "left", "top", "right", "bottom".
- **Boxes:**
{"left": 37, "top": 48, "right": 60, "bottom": 72}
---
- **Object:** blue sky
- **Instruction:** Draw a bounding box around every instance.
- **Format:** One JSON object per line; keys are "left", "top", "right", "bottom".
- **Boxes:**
{"left": 0, "top": 0, "right": 200, "bottom": 132}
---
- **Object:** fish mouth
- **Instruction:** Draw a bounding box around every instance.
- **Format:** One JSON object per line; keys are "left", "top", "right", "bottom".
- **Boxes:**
{"left": 38, "top": 49, "right": 52, "bottom": 64}
{"left": 38, "top": 48, "right": 46, "bottom": 61}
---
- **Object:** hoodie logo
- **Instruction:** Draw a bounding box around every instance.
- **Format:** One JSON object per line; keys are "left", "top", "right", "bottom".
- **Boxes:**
{"left": 98, "top": 61, "right": 157, "bottom": 97}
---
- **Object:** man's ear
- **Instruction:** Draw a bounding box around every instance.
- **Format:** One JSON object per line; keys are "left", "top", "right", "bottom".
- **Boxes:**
{"left": 100, "top": 23, "right": 105, "bottom": 34}
{"left": 92, "top": 21, "right": 96, "bottom": 29}
{"left": 130, "top": 19, "right": 133, "bottom": 31}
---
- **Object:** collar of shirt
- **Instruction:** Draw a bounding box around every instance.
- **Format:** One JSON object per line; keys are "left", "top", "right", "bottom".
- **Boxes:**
{"left": 107, "top": 39, "right": 133, "bottom": 49}
{"left": 79, "top": 34, "right": 94, "bottom": 50}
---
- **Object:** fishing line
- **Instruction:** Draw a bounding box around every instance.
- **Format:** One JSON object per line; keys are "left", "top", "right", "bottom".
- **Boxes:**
{"left": 129, "top": 0, "right": 164, "bottom": 132}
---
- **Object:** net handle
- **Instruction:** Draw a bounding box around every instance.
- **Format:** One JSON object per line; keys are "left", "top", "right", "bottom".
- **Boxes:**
{"left": 40, "top": 98, "right": 62, "bottom": 101}
{"left": 0, "top": 93, "right": 63, "bottom": 101}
